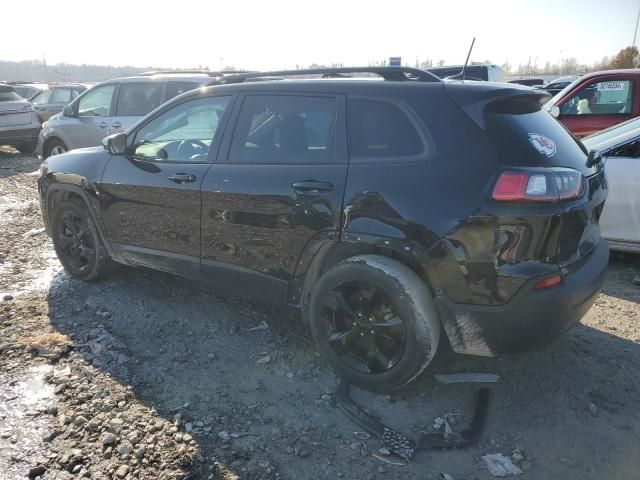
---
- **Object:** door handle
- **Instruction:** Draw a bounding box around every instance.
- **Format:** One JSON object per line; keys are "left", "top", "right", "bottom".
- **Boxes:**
{"left": 111, "top": 121, "right": 122, "bottom": 129}
{"left": 98, "top": 121, "right": 108, "bottom": 129}
{"left": 292, "top": 181, "right": 334, "bottom": 193}
{"left": 168, "top": 173, "right": 197, "bottom": 184}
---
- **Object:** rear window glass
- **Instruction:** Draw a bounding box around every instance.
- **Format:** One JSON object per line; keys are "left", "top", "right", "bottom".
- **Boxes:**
{"left": 0, "top": 86, "right": 22, "bottom": 101}
{"left": 116, "top": 82, "right": 163, "bottom": 116}
{"left": 166, "top": 81, "right": 202, "bottom": 100}
{"left": 484, "top": 109, "right": 593, "bottom": 174}
{"left": 348, "top": 99, "right": 424, "bottom": 159}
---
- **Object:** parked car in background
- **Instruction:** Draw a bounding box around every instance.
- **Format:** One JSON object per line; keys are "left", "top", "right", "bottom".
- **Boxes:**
{"left": 30, "top": 84, "right": 87, "bottom": 122}
{"left": 582, "top": 117, "right": 640, "bottom": 252}
{"left": 38, "top": 67, "right": 608, "bottom": 391}
{"left": 541, "top": 75, "right": 579, "bottom": 96}
{"left": 508, "top": 78, "right": 544, "bottom": 87}
{"left": 0, "top": 84, "right": 41, "bottom": 153}
{"left": 427, "top": 64, "right": 504, "bottom": 82}
{"left": 545, "top": 70, "right": 640, "bottom": 137}
{"left": 37, "top": 71, "right": 242, "bottom": 158}
{"left": 10, "top": 82, "right": 46, "bottom": 99}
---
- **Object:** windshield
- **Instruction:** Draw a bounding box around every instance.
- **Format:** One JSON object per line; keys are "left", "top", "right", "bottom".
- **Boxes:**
{"left": 0, "top": 86, "right": 22, "bottom": 102}
{"left": 582, "top": 116, "right": 640, "bottom": 150}
{"left": 543, "top": 76, "right": 583, "bottom": 110}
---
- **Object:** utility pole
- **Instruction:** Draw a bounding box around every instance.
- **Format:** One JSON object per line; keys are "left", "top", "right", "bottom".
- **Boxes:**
{"left": 633, "top": 2, "right": 640, "bottom": 47}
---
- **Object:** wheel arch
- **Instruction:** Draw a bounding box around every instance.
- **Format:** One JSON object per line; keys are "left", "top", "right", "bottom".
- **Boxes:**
{"left": 45, "top": 183, "right": 115, "bottom": 258}
{"left": 293, "top": 234, "right": 443, "bottom": 319}
{"left": 43, "top": 136, "right": 67, "bottom": 157}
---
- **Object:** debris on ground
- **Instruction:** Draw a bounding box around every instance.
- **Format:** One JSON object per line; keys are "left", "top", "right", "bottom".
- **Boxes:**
{"left": 335, "top": 381, "right": 490, "bottom": 461}
{"left": 256, "top": 353, "right": 272, "bottom": 364}
{"left": 434, "top": 373, "right": 500, "bottom": 384}
{"left": 481, "top": 453, "right": 524, "bottom": 477}
{"left": 372, "top": 453, "right": 406, "bottom": 465}
{"left": 245, "top": 320, "right": 270, "bottom": 331}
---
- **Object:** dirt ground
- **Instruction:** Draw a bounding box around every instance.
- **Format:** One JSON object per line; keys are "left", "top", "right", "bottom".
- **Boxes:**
{"left": 1, "top": 149, "right": 639, "bottom": 480}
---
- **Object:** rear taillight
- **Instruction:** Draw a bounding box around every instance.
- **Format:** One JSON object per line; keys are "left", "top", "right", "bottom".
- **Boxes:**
{"left": 492, "top": 168, "right": 584, "bottom": 202}
{"left": 534, "top": 274, "right": 563, "bottom": 290}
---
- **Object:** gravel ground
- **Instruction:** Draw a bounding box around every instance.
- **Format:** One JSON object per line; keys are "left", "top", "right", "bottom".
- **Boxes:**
{"left": 1, "top": 149, "right": 639, "bottom": 480}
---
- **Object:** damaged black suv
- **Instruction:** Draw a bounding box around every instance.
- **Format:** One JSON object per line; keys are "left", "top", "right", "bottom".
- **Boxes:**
{"left": 38, "top": 67, "right": 609, "bottom": 391}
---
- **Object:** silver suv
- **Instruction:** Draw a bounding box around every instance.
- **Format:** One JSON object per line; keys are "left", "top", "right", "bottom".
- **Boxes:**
{"left": 37, "top": 71, "right": 238, "bottom": 158}
{"left": 0, "top": 84, "right": 41, "bottom": 153}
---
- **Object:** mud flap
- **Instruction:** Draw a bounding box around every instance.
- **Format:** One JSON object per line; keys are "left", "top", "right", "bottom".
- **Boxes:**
{"left": 334, "top": 381, "right": 490, "bottom": 461}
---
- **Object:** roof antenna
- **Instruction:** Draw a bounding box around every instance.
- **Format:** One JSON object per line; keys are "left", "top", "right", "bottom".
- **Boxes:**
{"left": 449, "top": 37, "right": 476, "bottom": 80}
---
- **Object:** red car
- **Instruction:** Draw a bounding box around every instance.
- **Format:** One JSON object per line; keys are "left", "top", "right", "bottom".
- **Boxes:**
{"left": 546, "top": 69, "right": 640, "bottom": 137}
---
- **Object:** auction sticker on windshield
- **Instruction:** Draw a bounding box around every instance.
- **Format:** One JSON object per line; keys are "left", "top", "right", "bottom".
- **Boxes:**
{"left": 597, "top": 81, "right": 625, "bottom": 91}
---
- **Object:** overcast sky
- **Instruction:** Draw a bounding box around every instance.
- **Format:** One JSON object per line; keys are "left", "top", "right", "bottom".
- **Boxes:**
{"left": 2, "top": 0, "right": 639, "bottom": 69}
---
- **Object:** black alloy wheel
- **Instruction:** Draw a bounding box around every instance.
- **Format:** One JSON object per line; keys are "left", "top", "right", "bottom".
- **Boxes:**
{"left": 322, "top": 281, "right": 407, "bottom": 374}
{"left": 56, "top": 210, "right": 96, "bottom": 274}
{"left": 309, "top": 255, "right": 441, "bottom": 391}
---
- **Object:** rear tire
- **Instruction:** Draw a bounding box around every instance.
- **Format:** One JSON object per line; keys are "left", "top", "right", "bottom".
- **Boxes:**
{"left": 45, "top": 139, "right": 67, "bottom": 158}
{"left": 52, "top": 199, "right": 111, "bottom": 281}
{"left": 17, "top": 140, "right": 37, "bottom": 154}
{"left": 308, "top": 255, "right": 440, "bottom": 391}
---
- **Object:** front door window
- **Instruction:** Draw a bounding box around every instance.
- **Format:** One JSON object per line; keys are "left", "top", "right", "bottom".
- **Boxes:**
{"left": 77, "top": 85, "right": 116, "bottom": 117}
{"left": 132, "top": 96, "right": 231, "bottom": 162}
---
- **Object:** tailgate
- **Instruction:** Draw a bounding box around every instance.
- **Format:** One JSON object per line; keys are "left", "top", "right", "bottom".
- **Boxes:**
{"left": 0, "top": 111, "right": 32, "bottom": 127}
{"left": 0, "top": 100, "right": 33, "bottom": 127}
{"left": 445, "top": 81, "right": 607, "bottom": 266}
{"left": 557, "top": 168, "right": 607, "bottom": 266}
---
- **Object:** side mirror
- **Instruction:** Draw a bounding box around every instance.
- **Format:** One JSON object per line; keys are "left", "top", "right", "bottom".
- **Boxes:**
{"left": 102, "top": 133, "right": 128, "bottom": 156}
{"left": 549, "top": 105, "right": 560, "bottom": 118}
{"left": 62, "top": 105, "right": 75, "bottom": 117}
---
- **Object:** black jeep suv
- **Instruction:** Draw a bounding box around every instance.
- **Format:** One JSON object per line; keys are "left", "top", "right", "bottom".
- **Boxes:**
{"left": 38, "top": 67, "right": 609, "bottom": 391}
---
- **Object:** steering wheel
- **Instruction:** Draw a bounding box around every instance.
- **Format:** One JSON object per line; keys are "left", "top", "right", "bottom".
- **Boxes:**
{"left": 176, "top": 139, "right": 208, "bottom": 160}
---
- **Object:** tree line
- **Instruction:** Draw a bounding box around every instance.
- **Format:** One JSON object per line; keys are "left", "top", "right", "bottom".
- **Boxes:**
{"left": 2, "top": 46, "right": 639, "bottom": 83}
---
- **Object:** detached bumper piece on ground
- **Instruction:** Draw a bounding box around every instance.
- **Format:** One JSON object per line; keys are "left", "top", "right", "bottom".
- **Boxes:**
{"left": 334, "top": 380, "right": 490, "bottom": 461}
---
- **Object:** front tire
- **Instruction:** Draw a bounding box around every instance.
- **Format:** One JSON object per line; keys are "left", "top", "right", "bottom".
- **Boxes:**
{"left": 45, "top": 139, "right": 67, "bottom": 158}
{"left": 52, "top": 200, "right": 110, "bottom": 281}
{"left": 308, "top": 255, "right": 440, "bottom": 391}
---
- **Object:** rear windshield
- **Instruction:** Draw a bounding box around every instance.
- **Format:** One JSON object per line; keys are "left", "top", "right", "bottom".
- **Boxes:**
{"left": 483, "top": 108, "right": 595, "bottom": 175}
{"left": 0, "top": 86, "right": 22, "bottom": 101}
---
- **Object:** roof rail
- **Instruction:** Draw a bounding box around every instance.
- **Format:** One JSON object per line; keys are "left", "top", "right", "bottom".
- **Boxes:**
{"left": 138, "top": 70, "right": 255, "bottom": 77}
{"left": 217, "top": 67, "right": 441, "bottom": 84}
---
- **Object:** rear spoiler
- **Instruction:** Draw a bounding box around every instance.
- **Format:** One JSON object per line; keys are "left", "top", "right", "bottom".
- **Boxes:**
{"left": 444, "top": 82, "right": 551, "bottom": 129}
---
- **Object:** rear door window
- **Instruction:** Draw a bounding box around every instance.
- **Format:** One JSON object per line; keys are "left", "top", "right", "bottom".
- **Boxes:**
{"left": 229, "top": 95, "right": 338, "bottom": 164}
{"left": 561, "top": 80, "right": 634, "bottom": 115}
{"left": 347, "top": 98, "right": 424, "bottom": 159}
{"left": 116, "top": 82, "right": 164, "bottom": 116}
{"left": 31, "top": 90, "right": 52, "bottom": 105}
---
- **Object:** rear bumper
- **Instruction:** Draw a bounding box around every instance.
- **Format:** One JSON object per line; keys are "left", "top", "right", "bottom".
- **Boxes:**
{"left": 435, "top": 238, "right": 609, "bottom": 356}
{"left": 0, "top": 126, "right": 40, "bottom": 144}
